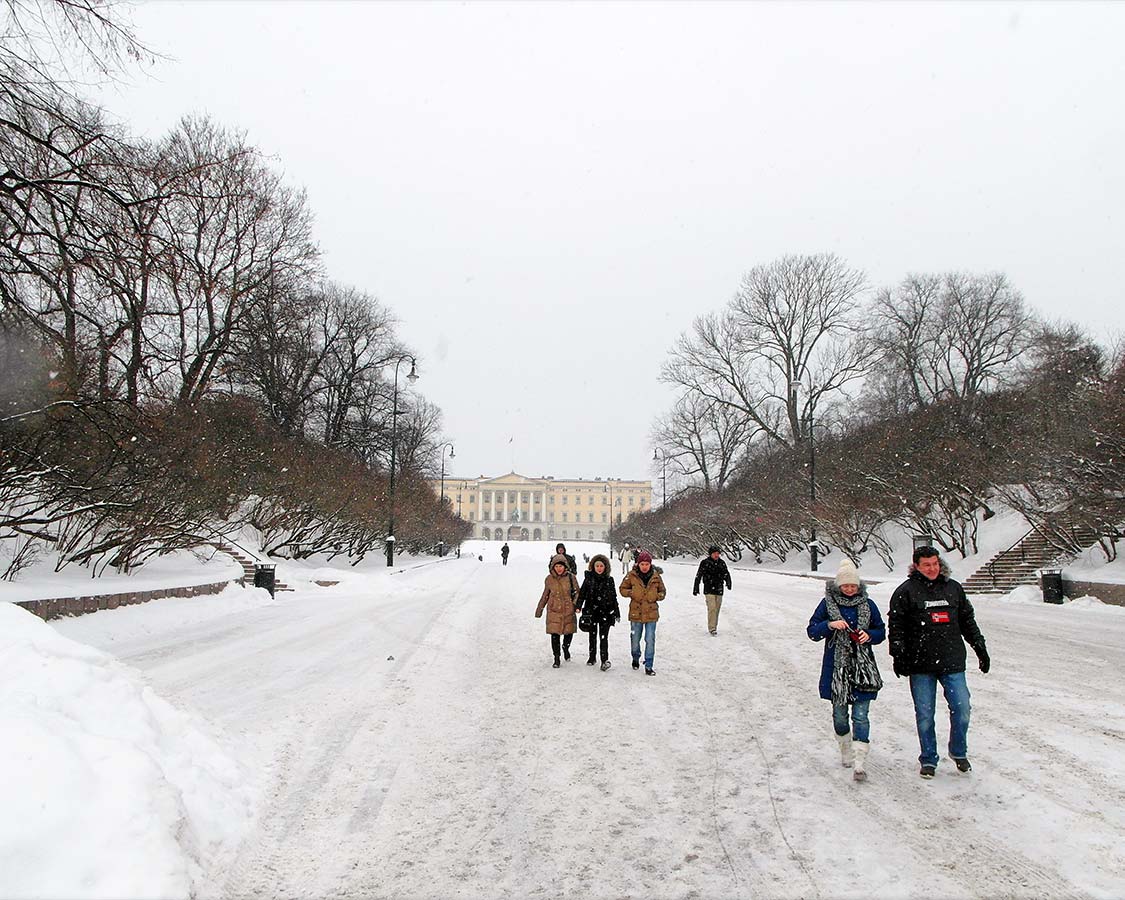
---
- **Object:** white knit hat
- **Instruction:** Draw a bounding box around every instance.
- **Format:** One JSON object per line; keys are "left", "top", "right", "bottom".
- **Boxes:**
{"left": 835, "top": 559, "right": 861, "bottom": 587}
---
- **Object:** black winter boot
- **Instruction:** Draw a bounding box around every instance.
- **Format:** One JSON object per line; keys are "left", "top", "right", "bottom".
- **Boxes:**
{"left": 552, "top": 657, "right": 561, "bottom": 669}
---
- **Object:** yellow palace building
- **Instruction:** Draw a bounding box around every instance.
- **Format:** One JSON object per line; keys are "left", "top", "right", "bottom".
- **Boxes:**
{"left": 428, "top": 472, "right": 653, "bottom": 542}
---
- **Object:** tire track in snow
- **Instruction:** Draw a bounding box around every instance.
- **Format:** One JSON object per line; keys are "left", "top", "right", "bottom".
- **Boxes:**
{"left": 217, "top": 564, "right": 483, "bottom": 898}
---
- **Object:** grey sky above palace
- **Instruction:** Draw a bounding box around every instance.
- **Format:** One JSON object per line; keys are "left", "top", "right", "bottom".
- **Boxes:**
{"left": 96, "top": 1, "right": 1125, "bottom": 481}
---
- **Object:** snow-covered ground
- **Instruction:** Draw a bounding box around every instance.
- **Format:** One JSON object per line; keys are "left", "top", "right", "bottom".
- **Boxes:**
{"left": 5, "top": 539, "right": 1124, "bottom": 899}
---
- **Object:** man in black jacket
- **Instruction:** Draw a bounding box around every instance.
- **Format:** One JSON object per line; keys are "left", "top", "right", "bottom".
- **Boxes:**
{"left": 553, "top": 543, "right": 577, "bottom": 575}
{"left": 693, "top": 545, "right": 732, "bottom": 636}
{"left": 889, "top": 546, "right": 990, "bottom": 779}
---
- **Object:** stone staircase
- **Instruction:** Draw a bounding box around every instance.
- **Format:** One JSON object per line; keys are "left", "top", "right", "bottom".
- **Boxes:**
{"left": 213, "top": 542, "right": 293, "bottom": 593}
{"left": 963, "top": 522, "right": 1099, "bottom": 594}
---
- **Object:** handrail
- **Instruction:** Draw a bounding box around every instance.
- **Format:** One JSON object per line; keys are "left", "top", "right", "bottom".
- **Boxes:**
{"left": 187, "top": 521, "right": 264, "bottom": 564}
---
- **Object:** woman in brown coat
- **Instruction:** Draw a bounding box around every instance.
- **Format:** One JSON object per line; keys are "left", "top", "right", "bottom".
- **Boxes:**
{"left": 536, "top": 553, "right": 580, "bottom": 668}
{"left": 620, "top": 550, "right": 666, "bottom": 675}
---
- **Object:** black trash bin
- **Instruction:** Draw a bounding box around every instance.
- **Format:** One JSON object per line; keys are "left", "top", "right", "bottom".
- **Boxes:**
{"left": 1040, "top": 568, "right": 1064, "bottom": 604}
{"left": 254, "top": 563, "right": 276, "bottom": 598}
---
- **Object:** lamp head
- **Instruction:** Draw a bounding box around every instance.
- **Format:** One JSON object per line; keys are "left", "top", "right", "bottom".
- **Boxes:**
{"left": 406, "top": 359, "right": 419, "bottom": 382}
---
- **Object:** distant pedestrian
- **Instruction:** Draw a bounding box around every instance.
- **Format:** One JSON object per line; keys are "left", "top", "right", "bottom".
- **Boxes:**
{"left": 692, "top": 545, "right": 732, "bottom": 635}
{"left": 536, "top": 553, "right": 580, "bottom": 668}
{"left": 889, "top": 546, "right": 990, "bottom": 779}
{"left": 619, "top": 543, "right": 630, "bottom": 566}
{"left": 501, "top": 542, "right": 510, "bottom": 565}
{"left": 620, "top": 550, "right": 665, "bottom": 675}
{"left": 552, "top": 542, "right": 578, "bottom": 575}
{"left": 806, "top": 559, "right": 885, "bottom": 782}
{"left": 577, "top": 554, "right": 621, "bottom": 671}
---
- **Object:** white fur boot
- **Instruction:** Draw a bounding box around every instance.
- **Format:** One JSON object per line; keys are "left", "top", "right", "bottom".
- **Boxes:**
{"left": 836, "top": 732, "right": 854, "bottom": 767}
{"left": 853, "top": 741, "right": 869, "bottom": 782}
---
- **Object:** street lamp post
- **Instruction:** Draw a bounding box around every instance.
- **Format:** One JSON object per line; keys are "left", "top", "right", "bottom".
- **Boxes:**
{"left": 652, "top": 449, "right": 670, "bottom": 559}
{"left": 652, "top": 448, "right": 667, "bottom": 507}
{"left": 807, "top": 407, "right": 819, "bottom": 573}
{"left": 603, "top": 482, "right": 614, "bottom": 542}
{"left": 456, "top": 481, "right": 465, "bottom": 518}
{"left": 437, "top": 442, "right": 455, "bottom": 557}
{"left": 386, "top": 355, "right": 419, "bottom": 566}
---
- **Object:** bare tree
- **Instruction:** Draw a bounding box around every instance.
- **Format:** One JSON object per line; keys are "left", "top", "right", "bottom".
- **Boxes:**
{"left": 651, "top": 391, "right": 752, "bottom": 493}
{"left": 312, "top": 287, "right": 399, "bottom": 449}
{"left": 663, "top": 253, "right": 869, "bottom": 448}
{"left": 156, "top": 115, "right": 318, "bottom": 404}
{"left": 869, "top": 272, "right": 1036, "bottom": 411}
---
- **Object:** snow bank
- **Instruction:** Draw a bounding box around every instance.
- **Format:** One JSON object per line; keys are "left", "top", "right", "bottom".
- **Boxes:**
{"left": 1, "top": 547, "right": 241, "bottom": 604}
{"left": 53, "top": 582, "right": 276, "bottom": 650}
{"left": 995, "top": 583, "right": 1125, "bottom": 613}
{"left": 0, "top": 603, "right": 254, "bottom": 899}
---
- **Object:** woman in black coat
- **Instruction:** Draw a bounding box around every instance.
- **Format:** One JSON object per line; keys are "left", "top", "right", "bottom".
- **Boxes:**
{"left": 577, "top": 553, "right": 621, "bottom": 671}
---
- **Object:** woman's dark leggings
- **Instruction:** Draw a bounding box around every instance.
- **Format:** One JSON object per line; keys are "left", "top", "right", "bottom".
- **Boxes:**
{"left": 550, "top": 633, "right": 573, "bottom": 659}
{"left": 588, "top": 623, "right": 610, "bottom": 662}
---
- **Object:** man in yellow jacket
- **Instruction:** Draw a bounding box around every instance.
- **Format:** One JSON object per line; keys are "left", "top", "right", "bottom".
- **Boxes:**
{"left": 620, "top": 550, "right": 666, "bottom": 675}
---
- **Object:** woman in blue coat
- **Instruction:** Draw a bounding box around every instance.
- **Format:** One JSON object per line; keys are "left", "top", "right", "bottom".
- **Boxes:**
{"left": 807, "top": 559, "right": 885, "bottom": 782}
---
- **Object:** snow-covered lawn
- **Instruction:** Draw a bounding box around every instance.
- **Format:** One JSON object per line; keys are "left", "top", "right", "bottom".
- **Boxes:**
{"left": 4, "top": 540, "right": 1124, "bottom": 898}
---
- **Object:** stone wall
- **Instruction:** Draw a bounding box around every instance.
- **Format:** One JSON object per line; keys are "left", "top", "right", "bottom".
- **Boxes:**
{"left": 14, "top": 579, "right": 234, "bottom": 621}
{"left": 1062, "top": 578, "right": 1125, "bottom": 607}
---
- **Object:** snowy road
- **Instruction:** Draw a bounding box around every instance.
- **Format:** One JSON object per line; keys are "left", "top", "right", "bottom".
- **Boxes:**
{"left": 57, "top": 542, "right": 1125, "bottom": 899}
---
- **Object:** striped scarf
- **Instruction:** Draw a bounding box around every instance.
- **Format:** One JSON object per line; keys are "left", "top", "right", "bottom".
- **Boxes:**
{"left": 825, "top": 583, "right": 884, "bottom": 706}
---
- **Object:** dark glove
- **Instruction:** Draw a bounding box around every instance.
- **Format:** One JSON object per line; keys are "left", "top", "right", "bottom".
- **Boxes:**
{"left": 692, "top": 589, "right": 699, "bottom": 596}
{"left": 976, "top": 647, "right": 991, "bottom": 674}
{"left": 892, "top": 657, "right": 906, "bottom": 679}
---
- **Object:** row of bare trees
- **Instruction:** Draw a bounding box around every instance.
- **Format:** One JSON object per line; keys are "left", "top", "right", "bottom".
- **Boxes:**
{"left": 1, "top": 1, "right": 466, "bottom": 578}
{"left": 628, "top": 254, "right": 1121, "bottom": 568}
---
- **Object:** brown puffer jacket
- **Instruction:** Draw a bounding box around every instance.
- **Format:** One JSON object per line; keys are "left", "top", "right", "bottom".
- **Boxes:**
{"left": 536, "top": 553, "right": 580, "bottom": 634}
{"left": 620, "top": 565, "right": 666, "bottom": 623}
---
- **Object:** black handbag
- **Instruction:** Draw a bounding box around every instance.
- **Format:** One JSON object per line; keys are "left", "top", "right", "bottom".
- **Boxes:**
{"left": 578, "top": 608, "right": 593, "bottom": 633}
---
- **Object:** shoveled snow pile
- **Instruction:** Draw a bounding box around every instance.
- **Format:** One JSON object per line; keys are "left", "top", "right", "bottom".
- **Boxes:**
{"left": 0, "top": 603, "right": 254, "bottom": 900}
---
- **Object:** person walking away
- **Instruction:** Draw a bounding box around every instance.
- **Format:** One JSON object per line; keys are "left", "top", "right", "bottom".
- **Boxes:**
{"left": 501, "top": 542, "right": 510, "bottom": 565}
{"left": 889, "top": 546, "right": 990, "bottom": 779}
{"left": 693, "top": 545, "right": 732, "bottom": 635}
{"left": 536, "top": 553, "right": 580, "bottom": 668}
{"left": 620, "top": 550, "right": 665, "bottom": 675}
{"left": 577, "top": 554, "right": 622, "bottom": 670}
{"left": 552, "top": 542, "right": 578, "bottom": 575}
{"left": 806, "top": 559, "right": 885, "bottom": 782}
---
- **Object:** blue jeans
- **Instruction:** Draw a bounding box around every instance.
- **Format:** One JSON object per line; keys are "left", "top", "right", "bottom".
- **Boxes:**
{"left": 909, "top": 672, "right": 971, "bottom": 767}
{"left": 832, "top": 700, "right": 871, "bottom": 743}
{"left": 630, "top": 621, "right": 657, "bottom": 669}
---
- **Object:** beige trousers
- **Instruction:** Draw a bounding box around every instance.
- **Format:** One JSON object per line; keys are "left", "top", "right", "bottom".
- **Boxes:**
{"left": 705, "top": 593, "right": 723, "bottom": 632}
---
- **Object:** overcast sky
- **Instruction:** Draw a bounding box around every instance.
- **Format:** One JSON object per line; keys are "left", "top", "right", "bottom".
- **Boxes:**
{"left": 94, "top": 1, "right": 1125, "bottom": 484}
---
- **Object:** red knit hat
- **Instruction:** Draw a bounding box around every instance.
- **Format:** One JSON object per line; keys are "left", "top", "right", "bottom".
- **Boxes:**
{"left": 636, "top": 550, "right": 653, "bottom": 564}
